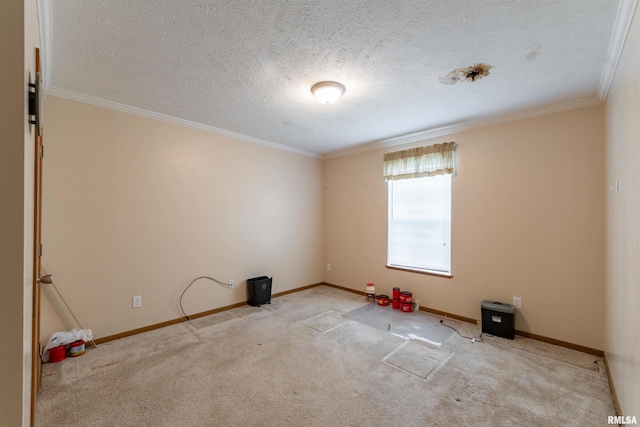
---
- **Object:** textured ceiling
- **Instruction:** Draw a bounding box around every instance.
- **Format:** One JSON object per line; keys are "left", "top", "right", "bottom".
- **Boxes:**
{"left": 44, "top": 0, "right": 627, "bottom": 157}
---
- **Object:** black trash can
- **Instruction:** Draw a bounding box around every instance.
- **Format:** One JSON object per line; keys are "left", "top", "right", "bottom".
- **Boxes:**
{"left": 481, "top": 300, "right": 515, "bottom": 339}
{"left": 247, "top": 276, "right": 272, "bottom": 307}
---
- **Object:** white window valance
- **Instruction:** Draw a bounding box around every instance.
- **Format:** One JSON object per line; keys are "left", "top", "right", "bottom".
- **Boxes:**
{"left": 383, "top": 141, "right": 456, "bottom": 182}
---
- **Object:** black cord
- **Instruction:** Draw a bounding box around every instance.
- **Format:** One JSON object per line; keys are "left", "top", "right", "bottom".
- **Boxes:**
{"left": 179, "top": 276, "right": 231, "bottom": 320}
{"left": 439, "top": 319, "right": 484, "bottom": 342}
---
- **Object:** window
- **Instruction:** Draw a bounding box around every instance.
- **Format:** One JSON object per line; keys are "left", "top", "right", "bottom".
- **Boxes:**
{"left": 384, "top": 142, "right": 455, "bottom": 276}
{"left": 387, "top": 174, "right": 451, "bottom": 274}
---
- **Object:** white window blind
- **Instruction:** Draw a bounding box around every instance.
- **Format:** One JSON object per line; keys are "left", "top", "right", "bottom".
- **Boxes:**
{"left": 388, "top": 174, "right": 451, "bottom": 273}
{"left": 385, "top": 142, "right": 455, "bottom": 275}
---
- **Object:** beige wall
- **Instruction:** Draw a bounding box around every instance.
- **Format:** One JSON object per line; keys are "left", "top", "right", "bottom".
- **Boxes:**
{"left": 41, "top": 96, "right": 324, "bottom": 341}
{"left": 604, "top": 4, "right": 640, "bottom": 418}
{"left": 324, "top": 105, "right": 606, "bottom": 350}
{"left": 0, "top": 0, "right": 39, "bottom": 425}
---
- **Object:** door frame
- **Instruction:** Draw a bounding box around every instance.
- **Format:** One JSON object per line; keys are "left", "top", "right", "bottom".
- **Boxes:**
{"left": 30, "top": 47, "right": 43, "bottom": 426}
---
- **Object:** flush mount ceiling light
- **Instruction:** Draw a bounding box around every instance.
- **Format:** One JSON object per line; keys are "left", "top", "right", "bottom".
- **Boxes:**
{"left": 311, "top": 81, "right": 345, "bottom": 104}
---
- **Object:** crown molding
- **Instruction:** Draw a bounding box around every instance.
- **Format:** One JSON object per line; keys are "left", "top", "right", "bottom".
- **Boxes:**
{"left": 323, "top": 96, "right": 602, "bottom": 159}
{"left": 46, "top": 87, "right": 322, "bottom": 159}
{"left": 597, "top": 0, "right": 638, "bottom": 101}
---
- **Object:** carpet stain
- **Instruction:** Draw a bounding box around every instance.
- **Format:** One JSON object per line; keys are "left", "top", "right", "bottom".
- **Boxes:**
{"left": 92, "top": 358, "right": 128, "bottom": 371}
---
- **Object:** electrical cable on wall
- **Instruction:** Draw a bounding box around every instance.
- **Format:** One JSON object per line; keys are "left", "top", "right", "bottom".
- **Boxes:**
{"left": 179, "top": 276, "right": 232, "bottom": 321}
{"left": 439, "top": 319, "right": 485, "bottom": 343}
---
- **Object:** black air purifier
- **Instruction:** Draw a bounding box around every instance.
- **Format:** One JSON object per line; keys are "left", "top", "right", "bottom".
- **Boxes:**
{"left": 481, "top": 300, "right": 516, "bottom": 339}
{"left": 247, "top": 276, "right": 272, "bottom": 307}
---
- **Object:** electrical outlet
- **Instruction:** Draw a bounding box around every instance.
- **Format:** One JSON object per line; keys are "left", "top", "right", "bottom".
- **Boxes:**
{"left": 513, "top": 297, "right": 522, "bottom": 309}
{"left": 132, "top": 295, "right": 142, "bottom": 308}
{"left": 229, "top": 279, "right": 234, "bottom": 289}
{"left": 327, "top": 263, "right": 332, "bottom": 271}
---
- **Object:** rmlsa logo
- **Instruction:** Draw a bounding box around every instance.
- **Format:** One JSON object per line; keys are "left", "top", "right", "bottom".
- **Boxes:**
{"left": 608, "top": 415, "right": 638, "bottom": 425}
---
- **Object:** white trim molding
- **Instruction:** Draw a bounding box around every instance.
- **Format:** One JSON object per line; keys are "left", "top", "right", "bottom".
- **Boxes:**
{"left": 597, "top": 0, "right": 639, "bottom": 101}
{"left": 46, "top": 87, "right": 322, "bottom": 159}
{"left": 323, "top": 96, "right": 602, "bottom": 159}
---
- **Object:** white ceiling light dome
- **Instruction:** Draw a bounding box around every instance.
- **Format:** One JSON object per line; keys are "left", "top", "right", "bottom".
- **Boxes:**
{"left": 311, "top": 81, "right": 346, "bottom": 104}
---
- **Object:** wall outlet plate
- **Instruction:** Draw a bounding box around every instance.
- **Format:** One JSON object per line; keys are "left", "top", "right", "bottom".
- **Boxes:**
{"left": 132, "top": 295, "right": 142, "bottom": 308}
{"left": 513, "top": 297, "right": 522, "bottom": 309}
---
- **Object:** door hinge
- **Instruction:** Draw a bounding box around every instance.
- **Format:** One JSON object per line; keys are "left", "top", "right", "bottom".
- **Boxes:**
{"left": 38, "top": 243, "right": 43, "bottom": 257}
{"left": 39, "top": 144, "right": 44, "bottom": 159}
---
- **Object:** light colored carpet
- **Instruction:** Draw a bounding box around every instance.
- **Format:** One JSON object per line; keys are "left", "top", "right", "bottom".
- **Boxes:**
{"left": 301, "top": 309, "right": 349, "bottom": 333}
{"left": 36, "top": 285, "right": 616, "bottom": 426}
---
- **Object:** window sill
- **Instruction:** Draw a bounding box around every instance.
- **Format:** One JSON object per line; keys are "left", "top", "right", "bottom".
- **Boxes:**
{"left": 386, "top": 264, "right": 453, "bottom": 279}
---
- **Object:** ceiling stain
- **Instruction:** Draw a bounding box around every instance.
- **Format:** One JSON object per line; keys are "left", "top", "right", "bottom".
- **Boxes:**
{"left": 526, "top": 51, "right": 540, "bottom": 61}
{"left": 439, "top": 63, "right": 493, "bottom": 85}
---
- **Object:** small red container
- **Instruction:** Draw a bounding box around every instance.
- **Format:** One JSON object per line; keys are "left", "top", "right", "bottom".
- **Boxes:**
{"left": 392, "top": 298, "right": 400, "bottom": 309}
{"left": 392, "top": 287, "right": 400, "bottom": 299}
{"left": 69, "top": 340, "right": 85, "bottom": 357}
{"left": 49, "top": 345, "right": 66, "bottom": 363}
{"left": 377, "top": 295, "right": 390, "bottom": 306}
{"left": 400, "top": 301, "right": 413, "bottom": 312}
{"left": 399, "top": 291, "right": 412, "bottom": 303}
